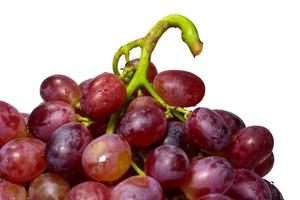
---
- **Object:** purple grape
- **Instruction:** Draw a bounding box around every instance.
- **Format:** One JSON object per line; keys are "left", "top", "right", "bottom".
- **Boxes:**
{"left": 254, "top": 152, "right": 274, "bottom": 177}
{"left": 264, "top": 180, "right": 284, "bottom": 200}
{"left": 145, "top": 145, "right": 189, "bottom": 189}
{"left": 80, "top": 73, "right": 126, "bottom": 120}
{"left": 163, "top": 121, "right": 199, "bottom": 157}
{"left": 181, "top": 156, "right": 234, "bottom": 199}
{"left": 0, "top": 100, "right": 27, "bottom": 147}
{"left": 64, "top": 181, "right": 110, "bottom": 200}
{"left": 227, "top": 126, "right": 274, "bottom": 169}
{"left": 28, "top": 101, "right": 76, "bottom": 142}
{"left": 45, "top": 122, "right": 93, "bottom": 172}
{"left": 186, "top": 107, "right": 231, "bottom": 152}
{"left": 153, "top": 70, "right": 205, "bottom": 107}
{"left": 214, "top": 109, "right": 246, "bottom": 135}
{"left": 111, "top": 175, "right": 164, "bottom": 200}
{"left": 226, "top": 169, "right": 271, "bottom": 200}
{"left": 119, "top": 106, "right": 167, "bottom": 147}
{"left": 40, "top": 74, "right": 81, "bottom": 107}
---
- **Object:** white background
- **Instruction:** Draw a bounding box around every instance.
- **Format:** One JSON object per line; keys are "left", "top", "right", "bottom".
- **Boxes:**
{"left": 0, "top": 0, "right": 299, "bottom": 198}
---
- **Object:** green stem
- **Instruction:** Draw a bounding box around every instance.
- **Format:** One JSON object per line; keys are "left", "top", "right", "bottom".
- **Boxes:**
{"left": 172, "top": 110, "right": 186, "bottom": 122}
{"left": 176, "top": 107, "right": 191, "bottom": 116}
{"left": 113, "top": 38, "right": 143, "bottom": 75}
{"left": 75, "top": 114, "right": 93, "bottom": 127}
{"left": 111, "top": 14, "right": 203, "bottom": 125}
{"left": 143, "top": 14, "right": 203, "bottom": 57}
{"left": 105, "top": 112, "right": 119, "bottom": 134}
{"left": 131, "top": 161, "right": 145, "bottom": 176}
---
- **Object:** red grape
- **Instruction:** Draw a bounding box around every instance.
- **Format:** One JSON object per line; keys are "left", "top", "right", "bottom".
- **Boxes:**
{"left": 226, "top": 169, "right": 271, "bottom": 200}
{"left": 181, "top": 156, "right": 234, "bottom": 199}
{"left": 254, "top": 152, "right": 274, "bottom": 177}
{"left": 45, "top": 122, "right": 93, "bottom": 172}
{"left": 29, "top": 173, "right": 70, "bottom": 200}
{"left": 119, "top": 106, "right": 167, "bottom": 147}
{"left": 64, "top": 181, "right": 110, "bottom": 200}
{"left": 0, "top": 100, "right": 27, "bottom": 147}
{"left": 227, "top": 126, "right": 274, "bottom": 169}
{"left": 0, "top": 178, "right": 27, "bottom": 200}
{"left": 197, "top": 193, "right": 233, "bottom": 200}
{"left": 0, "top": 137, "right": 47, "bottom": 183}
{"left": 79, "top": 78, "right": 92, "bottom": 92}
{"left": 80, "top": 72, "right": 126, "bottom": 120}
{"left": 163, "top": 121, "right": 199, "bottom": 158}
{"left": 153, "top": 70, "right": 205, "bottom": 107}
{"left": 40, "top": 74, "right": 81, "bottom": 107}
{"left": 28, "top": 101, "right": 76, "bottom": 142}
{"left": 82, "top": 134, "right": 132, "bottom": 182}
{"left": 186, "top": 107, "right": 231, "bottom": 152}
{"left": 214, "top": 109, "right": 246, "bottom": 135}
{"left": 145, "top": 144, "right": 189, "bottom": 189}
{"left": 111, "top": 175, "right": 164, "bottom": 200}
{"left": 127, "top": 96, "right": 162, "bottom": 112}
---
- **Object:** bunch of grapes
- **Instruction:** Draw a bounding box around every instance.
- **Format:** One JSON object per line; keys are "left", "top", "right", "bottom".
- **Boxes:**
{"left": 0, "top": 14, "right": 283, "bottom": 200}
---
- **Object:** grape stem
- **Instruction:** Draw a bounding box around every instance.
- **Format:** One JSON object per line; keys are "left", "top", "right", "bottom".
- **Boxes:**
{"left": 75, "top": 114, "right": 93, "bottom": 127}
{"left": 131, "top": 161, "right": 145, "bottom": 176}
{"left": 113, "top": 14, "right": 202, "bottom": 121}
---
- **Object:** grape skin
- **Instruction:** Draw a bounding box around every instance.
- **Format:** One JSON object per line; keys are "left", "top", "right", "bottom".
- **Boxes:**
{"left": 28, "top": 101, "right": 76, "bottom": 142}
{"left": 119, "top": 106, "right": 167, "bottom": 147}
{"left": 227, "top": 126, "right": 274, "bottom": 169}
{"left": 0, "top": 100, "right": 27, "bottom": 147}
{"left": 213, "top": 109, "right": 246, "bottom": 135}
{"left": 64, "top": 181, "right": 110, "bottom": 200}
{"left": 264, "top": 179, "right": 284, "bottom": 200}
{"left": 197, "top": 193, "right": 233, "bottom": 200}
{"left": 153, "top": 70, "right": 205, "bottom": 107}
{"left": 0, "top": 178, "right": 27, "bottom": 200}
{"left": 0, "top": 137, "right": 47, "bottom": 183}
{"left": 186, "top": 107, "right": 231, "bottom": 152}
{"left": 254, "top": 152, "right": 274, "bottom": 177}
{"left": 226, "top": 169, "right": 271, "bottom": 200}
{"left": 82, "top": 134, "right": 132, "bottom": 182}
{"left": 127, "top": 96, "right": 162, "bottom": 112}
{"left": 45, "top": 122, "right": 93, "bottom": 172}
{"left": 40, "top": 74, "right": 81, "bottom": 107}
{"left": 29, "top": 173, "right": 70, "bottom": 200}
{"left": 80, "top": 72, "right": 126, "bottom": 120}
{"left": 111, "top": 175, "right": 164, "bottom": 200}
{"left": 180, "top": 156, "right": 234, "bottom": 199}
{"left": 145, "top": 144, "right": 190, "bottom": 189}
{"left": 163, "top": 121, "right": 199, "bottom": 158}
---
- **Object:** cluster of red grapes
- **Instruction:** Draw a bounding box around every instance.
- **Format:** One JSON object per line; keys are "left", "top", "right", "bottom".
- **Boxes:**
{"left": 0, "top": 61, "right": 283, "bottom": 200}
{"left": 0, "top": 14, "right": 283, "bottom": 200}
